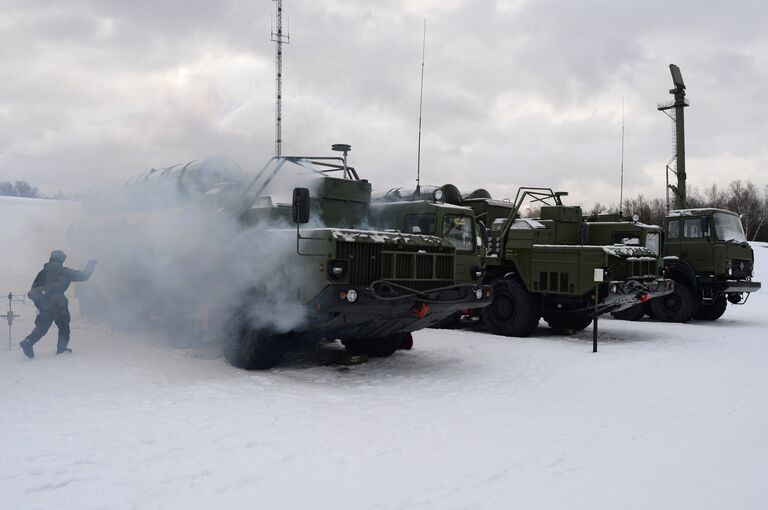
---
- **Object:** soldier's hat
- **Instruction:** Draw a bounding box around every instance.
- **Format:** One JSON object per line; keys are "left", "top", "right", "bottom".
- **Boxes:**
{"left": 49, "top": 250, "right": 67, "bottom": 263}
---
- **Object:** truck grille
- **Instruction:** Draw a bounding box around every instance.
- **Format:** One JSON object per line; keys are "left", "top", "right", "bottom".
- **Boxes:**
{"left": 731, "top": 258, "right": 753, "bottom": 278}
{"left": 627, "top": 258, "right": 657, "bottom": 279}
{"left": 336, "top": 241, "right": 454, "bottom": 291}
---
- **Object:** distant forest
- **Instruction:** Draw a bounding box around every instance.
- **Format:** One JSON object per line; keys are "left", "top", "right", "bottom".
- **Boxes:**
{"left": 587, "top": 179, "right": 768, "bottom": 242}
{"left": 0, "top": 180, "right": 41, "bottom": 198}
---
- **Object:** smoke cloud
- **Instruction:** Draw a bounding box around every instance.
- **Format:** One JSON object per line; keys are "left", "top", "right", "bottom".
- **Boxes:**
{"left": 67, "top": 155, "right": 325, "bottom": 350}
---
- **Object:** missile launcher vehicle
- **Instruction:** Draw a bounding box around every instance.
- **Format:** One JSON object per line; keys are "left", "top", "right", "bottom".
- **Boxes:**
{"left": 374, "top": 185, "right": 674, "bottom": 336}
{"left": 71, "top": 147, "right": 492, "bottom": 369}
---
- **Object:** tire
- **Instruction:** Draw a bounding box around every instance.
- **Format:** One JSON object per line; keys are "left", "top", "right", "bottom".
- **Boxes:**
{"left": 610, "top": 303, "right": 646, "bottom": 321}
{"left": 223, "top": 327, "right": 286, "bottom": 370}
{"left": 343, "top": 334, "right": 403, "bottom": 358}
{"left": 649, "top": 283, "right": 698, "bottom": 323}
{"left": 481, "top": 280, "right": 540, "bottom": 337}
{"left": 399, "top": 332, "right": 414, "bottom": 350}
{"left": 544, "top": 314, "right": 593, "bottom": 332}
{"left": 694, "top": 295, "right": 727, "bottom": 321}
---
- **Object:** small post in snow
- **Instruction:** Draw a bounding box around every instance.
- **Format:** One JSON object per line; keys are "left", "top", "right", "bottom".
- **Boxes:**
{"left": 2, "top": 292, "right": 21, "bottom": 351}
{"left": 592, "top": 269, "right": 604, "bottom": 353}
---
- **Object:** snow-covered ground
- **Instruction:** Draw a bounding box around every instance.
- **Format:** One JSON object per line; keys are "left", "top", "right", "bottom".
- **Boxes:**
{"left": 1, "top": 196, "right": 767, "bottom": 509}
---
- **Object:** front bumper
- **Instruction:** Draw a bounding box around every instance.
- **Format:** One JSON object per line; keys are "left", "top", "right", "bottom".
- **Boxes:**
{"left": 604, "top": 277, "right": 674, "bottom": 312}
{"left": 708, "top": 280, "right": 761, "bottom": 294}
{"left": 306, "top": 283, "right": 493, "bottom": 339}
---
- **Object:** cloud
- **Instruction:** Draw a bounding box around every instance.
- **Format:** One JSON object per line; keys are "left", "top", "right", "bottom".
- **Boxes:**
{"left": 0, "top": 0, "right": 766, "bottom": 210}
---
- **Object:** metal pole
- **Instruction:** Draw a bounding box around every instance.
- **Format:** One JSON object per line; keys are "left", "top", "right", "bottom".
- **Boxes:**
{"left": 593, "top": 285, "right": 598, "bottom": 353}
{"left": 7, "top": 292, "right": 11, "bottom": 351}
{"left": 674, "top": 92, "right": 686, "bottom": 208}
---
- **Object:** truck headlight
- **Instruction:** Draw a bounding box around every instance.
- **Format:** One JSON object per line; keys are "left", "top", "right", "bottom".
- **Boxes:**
{"left": 328, "top": 260, "right": 347, "bottom": 279}
{"left": 346, "top": 289, "right": 358, "bottom": 302}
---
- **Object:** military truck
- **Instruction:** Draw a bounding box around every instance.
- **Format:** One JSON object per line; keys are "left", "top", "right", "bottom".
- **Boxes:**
{"left": 372, "top": 185, "right": 673, "bottom": 336}
{"left": 71, "top": 148, "right": 493, "bottom": 369}
{"left": 606, "top": 208, "right": 760, "bottom": 323}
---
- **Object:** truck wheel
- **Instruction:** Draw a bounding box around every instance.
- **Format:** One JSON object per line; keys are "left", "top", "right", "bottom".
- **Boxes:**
{"left": 481, "top": 280, "right": 540, "bottom": 337}
{"left": 545, "top": 315, "right": 593, "bottom": 332}
{"left": 694, "top": 295, "right": 728, "bottom": 321}
{"left": 649, "top": 283, "right": 698, "bottom": 323}
{"left": 224, "top": 327, "right": 286, "bottom": 370}
{"left": 343, "top": 335, "right": 403, "bottom": 357}
{"left": 610, "top": 304, "right": 646, "bottom": 321}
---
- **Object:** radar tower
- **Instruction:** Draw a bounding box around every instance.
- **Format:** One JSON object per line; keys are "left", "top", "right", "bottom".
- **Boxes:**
{"left": 657, "top": 64, "right": 689, "bottom": 210}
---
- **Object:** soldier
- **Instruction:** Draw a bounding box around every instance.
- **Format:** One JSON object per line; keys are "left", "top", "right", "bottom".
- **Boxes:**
{"left": 19, "top": 250, "right": 97, "bottom": 359}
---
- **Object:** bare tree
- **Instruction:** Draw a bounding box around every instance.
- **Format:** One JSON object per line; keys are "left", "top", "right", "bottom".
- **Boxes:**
{"left": 11, "top": 181, "right": 40, "bottom": 198}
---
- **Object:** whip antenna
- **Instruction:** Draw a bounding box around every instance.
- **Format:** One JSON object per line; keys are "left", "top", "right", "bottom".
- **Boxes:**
{"left": 619, "top": 96, "right": 625, "bottom": 214}
{"left": 416, "top": 18, "right": 426, "bottom": 198}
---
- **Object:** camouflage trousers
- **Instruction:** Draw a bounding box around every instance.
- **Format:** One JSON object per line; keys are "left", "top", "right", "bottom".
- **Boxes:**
{"left": 24, "top": 306, "right": 71, "bottom": 352}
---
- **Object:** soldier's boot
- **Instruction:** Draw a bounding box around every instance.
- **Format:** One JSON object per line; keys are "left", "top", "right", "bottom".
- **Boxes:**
{"left": 19, "top": 338, "right": 35, "bottom": 359}
{"left": 56, "top": 328, "right": 71, "bottom": 354}
{"left": 56, "top": 339, "right": 72, "bottom": 354}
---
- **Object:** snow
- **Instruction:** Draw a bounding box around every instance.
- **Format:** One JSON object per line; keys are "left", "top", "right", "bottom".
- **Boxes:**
{"left": 329, "top": 228, "right": 444, "bottom": 244}
{"left": 2, "top": 197, "right": 767, "bottom": 509}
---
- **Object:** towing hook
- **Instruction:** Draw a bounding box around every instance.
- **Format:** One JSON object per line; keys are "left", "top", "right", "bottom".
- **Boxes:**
{"left": 412, "top": 302, "right": 430, "bottom": 318}
{"left": 639, "top": 292, "right": 650, "bottom": 303}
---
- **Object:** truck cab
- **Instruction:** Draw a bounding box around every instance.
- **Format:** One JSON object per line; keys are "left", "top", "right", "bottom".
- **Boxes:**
{"left": 657, "top": 208, "right": 760, "bottom": 322}
{"left": 369, "top": 197, "right": 487, "bottom": 285}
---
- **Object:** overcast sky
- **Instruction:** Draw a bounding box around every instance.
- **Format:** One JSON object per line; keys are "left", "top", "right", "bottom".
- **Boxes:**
{"left": 1, "top": 0, "right": 767, "bottom": 207}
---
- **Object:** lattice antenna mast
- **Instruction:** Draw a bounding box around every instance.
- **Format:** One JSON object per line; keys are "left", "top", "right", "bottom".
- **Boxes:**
{"left": 657, "top": 63, "right": 689, "bottom": 209}
{"left": 415, "top": 18, "right": 426, "bottom": 198}
{"left": 272, "top": 0, "right": 290, "bottom": 157}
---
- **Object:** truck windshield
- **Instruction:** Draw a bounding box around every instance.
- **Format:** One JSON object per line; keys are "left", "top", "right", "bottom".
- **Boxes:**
{"left": 646, "top": 233, "right": 660, "bottom": 255}
{"left": 404, "top": 214, "right": 436, "bottom": 234}
{"left": 713, "top": 213, "right": 747, "bottom": 242}
{"left": 442, "top": 215, "right": 474, "bottom": 251}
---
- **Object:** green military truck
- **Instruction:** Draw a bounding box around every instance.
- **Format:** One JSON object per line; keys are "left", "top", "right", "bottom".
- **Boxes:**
{"left": 621, "top": 209, "right": 760, "bottom": 322}
{"left": 590, "top": 208, "right": 760, "bottom": 323}
{"left": 71, "top": 148, "right": 493, "bottom": 370}
{"left": 372, "top": 185, "right": 673, "bottom": 336}
{"left": 192, "top": 150, "right": 496, "bottom": 368}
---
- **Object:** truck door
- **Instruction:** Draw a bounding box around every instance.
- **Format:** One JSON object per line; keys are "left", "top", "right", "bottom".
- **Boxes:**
{"left": 680, "top": 216, "right": 715, "bottom": 272}
{"left": 664, "top": 218, "right": 682, "bottom": 258}
{"left": 442, "top": 214, "right": 477, "bottom": 282}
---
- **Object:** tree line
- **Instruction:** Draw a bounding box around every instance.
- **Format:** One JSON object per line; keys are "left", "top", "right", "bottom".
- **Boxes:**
{"left": 0, "top": 180, "right": 41, "bottom": 198}
{"left": 588, "top": 179, "right": 768, "bottom": 241}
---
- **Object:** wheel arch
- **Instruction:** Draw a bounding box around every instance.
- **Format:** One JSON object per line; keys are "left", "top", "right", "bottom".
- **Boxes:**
{"left": 663, "top": 257, "right": 697, "bottom": 288}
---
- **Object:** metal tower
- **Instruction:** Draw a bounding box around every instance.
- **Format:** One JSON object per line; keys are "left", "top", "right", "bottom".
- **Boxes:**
{"left": 271, "top": 0, "right": 290, "bottom": 157}
{"left": 657, "top": 64, "right": 689, "bottom": 210}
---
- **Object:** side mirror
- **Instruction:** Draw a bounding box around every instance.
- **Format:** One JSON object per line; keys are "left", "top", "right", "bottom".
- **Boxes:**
{"left": 477, "top": 221, "right": 489, "bottom": 247}
{"left": 292, "top": 187, "right": 310, "bottom": 224}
